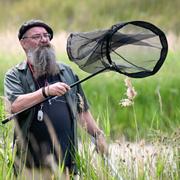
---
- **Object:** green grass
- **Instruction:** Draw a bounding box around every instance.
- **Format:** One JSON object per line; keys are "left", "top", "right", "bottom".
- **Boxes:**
{"left": 0, "top": 0, "right": 180, "bottom": 34}
{"left": 0, "top": 103, "right": 179, "bottom": 179}
{"left": 0, "top": 0, "right": 179, "bottom": 177}
{"left": 0, "top": 97, "right": 15, "bottom": 180}
{"left": 79, "top": 51, "right": 180, "bottom": 140}
{"left": 0, "top": 51, "right": 179, "bottom": 179}
{"left": 0, "top": 51, "right": 180, "bottom": 139}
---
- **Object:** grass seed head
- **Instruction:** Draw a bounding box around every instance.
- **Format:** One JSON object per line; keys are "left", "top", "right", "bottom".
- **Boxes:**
{"left": 119, "top": 77, "right": 137, "bottom": 107}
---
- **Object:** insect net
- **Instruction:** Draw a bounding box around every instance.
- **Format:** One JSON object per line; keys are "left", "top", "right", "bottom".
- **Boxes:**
{"left": 67, "top": 21, "right": 168, "bottom": 78}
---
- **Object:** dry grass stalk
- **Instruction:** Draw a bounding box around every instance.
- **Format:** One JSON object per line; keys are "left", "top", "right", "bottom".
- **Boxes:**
{"left": 119, "top": 77, "right": 137, "bottom": 107}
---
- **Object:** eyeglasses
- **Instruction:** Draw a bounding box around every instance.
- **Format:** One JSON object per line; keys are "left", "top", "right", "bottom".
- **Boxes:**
{"left": 22, "top": 33, "right": 51, "bottom": 41}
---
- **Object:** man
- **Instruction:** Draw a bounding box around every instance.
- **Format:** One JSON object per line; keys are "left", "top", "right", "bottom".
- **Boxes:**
{"left": 4, "top": 19, "right": 108, "bottom": 179}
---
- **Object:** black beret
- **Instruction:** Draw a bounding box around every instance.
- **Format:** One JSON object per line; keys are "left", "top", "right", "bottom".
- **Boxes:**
{"left": 18, "top": 19, "right": 53, "bottom": 40}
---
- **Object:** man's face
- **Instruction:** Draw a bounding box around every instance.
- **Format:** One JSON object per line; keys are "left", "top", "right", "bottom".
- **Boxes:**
{"left": 20, "top": 26, "right": 59, "bottom": 79}
{"left": 20, "top": 27, "right": 51, "bottom": 52}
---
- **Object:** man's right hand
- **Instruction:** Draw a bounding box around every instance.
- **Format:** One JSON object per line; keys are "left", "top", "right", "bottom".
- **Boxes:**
{"left": 47, "top": 82, "right": 70, "bottom": 96}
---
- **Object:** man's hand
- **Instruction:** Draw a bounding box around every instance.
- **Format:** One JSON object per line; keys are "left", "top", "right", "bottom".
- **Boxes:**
{"left": 78, "top": 110, "right": 109, "bottom": 155}
{"left": 47, "top": 82, "right": 70, "bottom": 96}
{"left": 95, "top": 132, "right": 109, "bottom": 156}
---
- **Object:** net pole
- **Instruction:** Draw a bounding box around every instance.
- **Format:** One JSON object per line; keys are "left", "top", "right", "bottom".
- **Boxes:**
{"left": 70, "top": 66, "right": 108, "bottom": 88}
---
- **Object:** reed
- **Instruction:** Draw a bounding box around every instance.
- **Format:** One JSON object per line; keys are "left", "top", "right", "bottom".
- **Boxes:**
{"left": 0, "top": 99, "right": 179, "bottom": 179}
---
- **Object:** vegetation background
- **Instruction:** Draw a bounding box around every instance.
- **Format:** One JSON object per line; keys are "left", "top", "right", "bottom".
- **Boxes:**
{"left": 0, "top": 0, "right": 179, "bottom": 140}
{"left": 0, "top": 0, "right": 180, "bottom": 33}
{"left": 0, "top": 0, "right": 179, "bottom": 179}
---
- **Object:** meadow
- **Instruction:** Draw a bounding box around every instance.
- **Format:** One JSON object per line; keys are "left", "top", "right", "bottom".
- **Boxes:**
{"left": 0, "top": 0, "right": 179, "bottom": 178}
{"left": 0, "top": 42, "right": 179, "bottom": 179}
{"left": 0, "top": 45, "right": 179, "bottom": 139}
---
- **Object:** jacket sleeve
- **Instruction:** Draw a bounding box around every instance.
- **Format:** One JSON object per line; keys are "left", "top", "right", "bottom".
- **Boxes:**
{"left": 4, "top": 67, "right": 24, "bottom": 103}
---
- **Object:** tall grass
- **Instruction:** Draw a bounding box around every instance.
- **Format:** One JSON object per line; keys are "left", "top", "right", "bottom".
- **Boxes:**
{"left": 0, "top": 0, "right": 179, "bottom": 34}
{"left": 0, "top": 97, "right": 15, "bottom": 180}
{"left": 79, "top": 51, "right": 180, "bottom": 140}
{"left": 0, "top": 51, "right": 180, "bottom": 139}
{"left": 0, "top": 99, "right": 179, "bottom": 179}
{"left": 0, "top": 45, "right": 179, "bottom": 179}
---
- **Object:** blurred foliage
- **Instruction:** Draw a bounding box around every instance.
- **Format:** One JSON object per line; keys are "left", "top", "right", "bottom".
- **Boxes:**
{"left": 0, "top": 51, "right": 180, "bottom": 140}
{"left": 0, "top": 0, "right": 179, "bottom": 34}
{"left": 0, "top": 0, "right": 179, "bottom": 140}
{"left": 79, "top": 51, "right": 180, "bottom": 140}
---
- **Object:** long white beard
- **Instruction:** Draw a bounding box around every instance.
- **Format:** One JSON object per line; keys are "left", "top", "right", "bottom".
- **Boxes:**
{"left": 28, "top": 44, "right": 59, "bottom": 79}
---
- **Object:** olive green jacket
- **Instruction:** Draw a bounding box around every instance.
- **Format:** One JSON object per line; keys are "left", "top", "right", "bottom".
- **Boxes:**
{"left": 4, "top": 61, "right": 89, "bottom": 150}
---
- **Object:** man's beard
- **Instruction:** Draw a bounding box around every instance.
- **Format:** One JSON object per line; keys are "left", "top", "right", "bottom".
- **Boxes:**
{"left": 28, "top": 44, "right": 59, "bottom": 79}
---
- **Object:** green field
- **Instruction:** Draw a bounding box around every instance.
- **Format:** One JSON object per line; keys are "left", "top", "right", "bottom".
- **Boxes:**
{"left": 0, "top": 0, "right": 179, "bottom": 178}
{"left": 0, "top": 0, "right": 180, "bottom": 34}
{"left": 0, "top": 51, "right": 179, "bottom": 179}
{"left": 0, "top": 51, "right": 179, "bottom": 140}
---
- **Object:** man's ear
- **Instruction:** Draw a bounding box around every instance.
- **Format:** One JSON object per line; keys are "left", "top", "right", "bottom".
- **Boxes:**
{"left": 19, "top": 39, "right": 27, "bottom": 51}
{"left": 20, "top": 39, "right": 24, "bottom": 46}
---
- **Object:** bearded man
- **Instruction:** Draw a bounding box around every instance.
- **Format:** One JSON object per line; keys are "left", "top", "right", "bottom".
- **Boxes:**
{"left": 4, "top": 19, "right": 108, "bottom": 179}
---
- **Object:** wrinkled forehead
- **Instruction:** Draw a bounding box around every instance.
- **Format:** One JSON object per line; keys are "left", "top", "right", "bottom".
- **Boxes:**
{"left": 24, "top": 26, "right": 48, "bottom": 36}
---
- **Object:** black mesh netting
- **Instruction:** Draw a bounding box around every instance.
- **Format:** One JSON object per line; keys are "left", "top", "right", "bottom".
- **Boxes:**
{"left": 67, "top": 21, "right": 168, "bottom": 78}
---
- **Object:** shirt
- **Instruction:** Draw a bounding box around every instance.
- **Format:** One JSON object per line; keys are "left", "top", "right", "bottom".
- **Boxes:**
{"left": 29, "top": 74, "right": 74, "bottom": 167}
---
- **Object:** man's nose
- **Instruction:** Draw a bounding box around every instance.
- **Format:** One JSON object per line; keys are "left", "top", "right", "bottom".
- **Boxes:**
{"left": 40, "top": 36, "right": 49, "bottom": 42}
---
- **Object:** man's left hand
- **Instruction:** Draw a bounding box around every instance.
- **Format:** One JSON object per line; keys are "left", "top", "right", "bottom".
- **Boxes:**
{"left": 95, "top": 133, "right": 109, "bottom": 156}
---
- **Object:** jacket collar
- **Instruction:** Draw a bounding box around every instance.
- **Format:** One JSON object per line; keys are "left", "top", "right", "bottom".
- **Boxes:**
{"left": 16, "top": 61, "right": 66, "bottom": 92}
